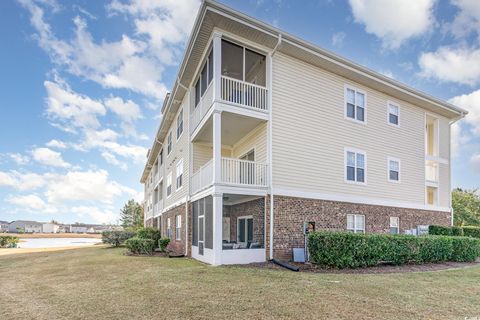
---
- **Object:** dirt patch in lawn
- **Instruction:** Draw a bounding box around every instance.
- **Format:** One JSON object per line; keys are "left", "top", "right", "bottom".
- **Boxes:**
{"left": 237, "top": 260, "right": 480, "bottom": 274}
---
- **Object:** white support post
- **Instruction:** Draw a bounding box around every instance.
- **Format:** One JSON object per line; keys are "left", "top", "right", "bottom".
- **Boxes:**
{"left": 212, "top": 32, "right": 222, "bottom": 102}
{"left": 212, "top": 110, "right": 222, "bottom": 184}
{"left": 212, "top": 192, "right": 223, "bottom": 265}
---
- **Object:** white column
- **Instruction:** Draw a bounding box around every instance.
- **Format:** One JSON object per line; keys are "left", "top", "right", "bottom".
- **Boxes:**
{"left": 212, "top": 32, "right": 222, "bottom": 102}
{"left": 212, "top": 110, "right": 222, "bottom": 184}
{"left": 212, "top": 192, "right": 223, "bottom": 265}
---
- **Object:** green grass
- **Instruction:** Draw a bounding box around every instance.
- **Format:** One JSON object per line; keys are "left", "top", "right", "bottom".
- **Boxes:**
{"left": 1, "top": 246, "right": 479, "bottom": 320}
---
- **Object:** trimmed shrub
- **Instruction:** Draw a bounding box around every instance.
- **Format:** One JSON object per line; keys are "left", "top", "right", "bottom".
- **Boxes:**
{"left": 308, "top": 231, "right": 480, "bottom": 269}
{"left": 451, "top": 226, "right": 464, "bottom": 236}
{"left": 101, "top": 231, "right": 136, "bottom": 247}
{"left": 451, "top": 237, "right": 480, "bottom": 262}
{"left": 428, "top": 225, "right": 453, "bottom": 236}
{"left": 0, "top": 236, "right": 19, "bottom": 248}
{"left": 463, "top": 226, "right": 480, "bottom": 239}
{"left": 158, "top": 237, "right": 170, "bottom": 253}
{"left": 125, "top": 237, "right": 155, "bottom": 255}
{"left": 136, "top": 227, "right": 161, "bottom": 246}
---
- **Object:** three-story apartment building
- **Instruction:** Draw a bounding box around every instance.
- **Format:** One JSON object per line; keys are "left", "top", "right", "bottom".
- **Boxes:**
{"left": 140, "top": 0, "right": 467, "bottom": 265}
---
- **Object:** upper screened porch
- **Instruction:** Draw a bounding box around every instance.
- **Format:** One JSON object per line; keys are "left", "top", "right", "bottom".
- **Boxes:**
{"left": 190, "top": 35, "right": 270, "bottom": 137}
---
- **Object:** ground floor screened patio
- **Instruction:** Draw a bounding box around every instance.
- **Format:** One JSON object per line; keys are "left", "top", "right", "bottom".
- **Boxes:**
{"left": 191, "top": 193, "right": 266, "bottom": 265}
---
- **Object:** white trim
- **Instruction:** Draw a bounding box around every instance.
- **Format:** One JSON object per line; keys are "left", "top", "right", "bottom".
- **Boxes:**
{"left": 389, "top": 216, "right": 400, "bottom": 234}
{"left": 176, "top": 108, "right": 184, "bottom": 141}
{"left": 387, "top": 157, "right": 401, "bottom": 183}
{"left": 167, "top": 131, "right": 173, "bottom": 156}
{"left": 344, "top": 85, "right": 367, "bottom": 125}
{"left": 346, "top": 214, "right": 365, "bottom": 233}
{"left": 176, "top": 159, "right": 184, "bottom": 191}
{"left": 387, "top": 100, "right": 400, "bottom": 127}
{"left": 175, "top": 214, "right": 182, "bottom": 241}
{"left": 161, "top": 197, "right": 188, "bottom": 215}
{"left": 344, "top": 147, "right": 367, "bottom": 185}
{"left": 236, "top": 215, "right": 253, "bottom": 244}
{"left": 166, "top": 172, "right": 173, "bottom": 198}
{"left": 273, "top": 186, "right": 451, "bottom": 212}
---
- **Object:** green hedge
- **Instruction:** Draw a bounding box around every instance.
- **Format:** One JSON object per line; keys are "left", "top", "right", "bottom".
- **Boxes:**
{"left": 462, "top": 226, "right": 480, "bottom": 238}
{"left": 0, "top": 236, "right": 19, "bottom": 248}
{"left": 101, "top": 231, "right": 136, "bottom": 247}
{"left": 125, "top": 237, "right": 156, "bottom": 255}
{"left": 136, "top": 227, "right": 161, "bottom": 246}
{"left": 158, "top": 237, "right": 170, "bottom": 253}
{"left": 429, "top": 225, "right": 480, "bottom": 238}
{"left": 308, "top": 231, "right": 480, "bottom": 268}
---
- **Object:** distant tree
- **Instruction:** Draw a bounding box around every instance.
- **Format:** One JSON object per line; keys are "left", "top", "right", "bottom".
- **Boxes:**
{"left": 120, "top": 199, "right": 144, "bottom": 231}
{"left": 452, "top": 188, "right": 480, "bottom": 226}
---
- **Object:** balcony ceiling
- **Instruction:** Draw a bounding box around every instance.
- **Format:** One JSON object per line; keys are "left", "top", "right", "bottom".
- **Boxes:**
{"left": 194, "top": 112, "right": 265, "bottom": 147}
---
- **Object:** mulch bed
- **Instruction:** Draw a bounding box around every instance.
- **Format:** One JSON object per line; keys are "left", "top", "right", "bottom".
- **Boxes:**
{"left": 236, "top": 260, "right": 480, "bottom": 274}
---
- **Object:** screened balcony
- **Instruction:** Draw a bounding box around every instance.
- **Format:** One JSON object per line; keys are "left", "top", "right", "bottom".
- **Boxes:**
{"left": 191, "top": 38, "right": 268, "bottom": 134}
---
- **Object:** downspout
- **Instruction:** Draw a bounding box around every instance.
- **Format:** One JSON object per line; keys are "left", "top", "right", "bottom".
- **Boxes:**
{"left": 269, "top": 33, "right": 282, "bottom": 260}
{"left": 448, "top": 111, "right": 467, "bottom": 226}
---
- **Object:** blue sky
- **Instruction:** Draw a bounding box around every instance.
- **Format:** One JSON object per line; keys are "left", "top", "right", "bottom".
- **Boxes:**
{"left": 0, "top": 0, "right": 479, "bottom": 224}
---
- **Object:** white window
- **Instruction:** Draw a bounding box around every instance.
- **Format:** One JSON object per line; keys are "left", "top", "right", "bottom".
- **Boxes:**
{"left": 176, "top": 109, "right": 183, "bottom": 140}
{"left": 167, "top": 218, "right": 172, "bottom": 238}
{"left": 388, "top": 158, "right": 400, "bottom": 183}
{"left": 176, "top": 159, "right": 183, "bottom": 190}
{"left": 167, "top": 132, "right": 172, "bottom": 155}
{"left": 388, "top": 102, "right": 400, "bottom": 126}
{"left": 176, "top": 215, "right": 182, "bottom": 241}
{"left": 345, "top": 149, "right": 366, "bottom": 184}
{"left": 345, "top": 87, "right": 366, "bottom": 123}
{"left": 166, "top": 173, "right": 172, "bottom": 198}
{"left": 347, "top": 214, "right": 365, "bottom": 233}
{"left": 159, "top": 149, "right": 163, "bottom": 166}
{"left": 390, "top": 217, "right": 399, "bottom": 234}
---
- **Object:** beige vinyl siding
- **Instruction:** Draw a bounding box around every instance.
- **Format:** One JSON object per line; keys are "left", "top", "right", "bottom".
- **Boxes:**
{"left": 192, "top": 143, "right": 231, "bottom": 172}
{"left": 163, "top": 93, "right": 190, "bottom": 209}
{"left": 231, "top": 122, "right": 267, "bottom": 163}
{"left": 271, "top": 53, "right": 450, "bottom": 207}
{"left": 438, "top": 116, "right": 450, "bottom": 160}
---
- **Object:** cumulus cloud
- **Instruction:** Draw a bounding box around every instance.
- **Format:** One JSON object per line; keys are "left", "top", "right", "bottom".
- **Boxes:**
{"left": 348, "top": 0, "right": 436, "bottom": 49}
{"left": 447, "top": 0, "right": 480, "bottom": 40}
{"left": 8, "top": 153, "right": 29, "bottom": 165}
{"left": 449, "top": 89, "right": 480, "bottom": 136}
{"left": 71, "top": 206, "right": 118, "bottom": 224}
{"left": 331, "top": 32, "right": 346, "bottom": 47}
{"left": 46, "top": 139, "right": 67, "bottom": 149}
{"left": 32, "top": 147, "right": 71, "bottom": 168}
{"left": 6, "top": 194, "right": 57, "bottom": 213}
{"left": 101, "top": 152, "right": 128, "bottom": 171}
{"left": 418, "top": 47, "right": 480, "bottom": 86}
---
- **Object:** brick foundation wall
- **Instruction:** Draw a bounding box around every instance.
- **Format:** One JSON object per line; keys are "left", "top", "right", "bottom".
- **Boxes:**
{"left": 269, "top": 195, "right": 451, "bottom": 261}
{"left": 145, "top": 218, "right": 154, "bottom": 228}
{"left": 160, "top": 203, "right": 187, "bottom": 255}
{"left": 223, "top": 198, "right": 265, "bottom": 247}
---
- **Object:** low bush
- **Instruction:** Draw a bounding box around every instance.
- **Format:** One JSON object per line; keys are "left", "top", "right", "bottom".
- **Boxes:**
{"left": 463, "top": 226, "right": 480, "bottom": 239}
{"left": 158, "top": 237, "right": 170, "bottom": 253}
{"left": 451, "top": 237, "right": 480, "bottom": 262}
{"left": 136, "top": 227, "right": 161, "bottom": 246}
{"left": 308, "top": 231, "right": 480, "bottom": 268}
{"left": 429, "top": 225, "right": 455, "bottom": 236}
{"left": 125, "top": 237, "right": 155, "bottom": 255}
{"left": 451, "top": 226, "right": 464, "bottom": 236}
{"left": 0, "top": 236, "right": 19, "bottom": 248}
{"left": 101, "top": 231, "right": 136, "bottom": 247}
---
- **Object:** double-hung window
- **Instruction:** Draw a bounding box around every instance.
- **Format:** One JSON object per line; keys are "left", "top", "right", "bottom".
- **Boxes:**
{"left": 345, "top": 87, "right": 366, "bottom": 122}
{"left": 388, "top": 158, "right": 400, "bottom": 182}
{"left": 390, "top": 217, "right": 399, "bottom": 234}
{"left": 176, "top": 215, "right": 182, "bottom": 241}
{"left": 167, "top": 132, "right": 172, "bottom": 155}
{"left": 176, "top": 160, "right": 183, "bottom": 190}
{"left": 388, "top": 102, "right": 400, "bottom": 126}
{"left": 345, "top": 149, "right": 366, "bottom": 183}
{"left": 194, "top": 48, "right": 214, "bottom": 107}
{"left": 167, "top": 218, "right": 172, "bottom": 238}
{"left": 166, "top": 173, "right": 172, "bottom": 198}
{"left": 347, "top": 214, "right": 365, "bottom": 233}
{"left": 176, "top": 109, "right": 183, "bottom": 139}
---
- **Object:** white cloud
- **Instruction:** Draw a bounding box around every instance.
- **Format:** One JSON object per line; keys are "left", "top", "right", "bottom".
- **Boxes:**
{"left": 331, "top": 32, "right": 346, "bottom": 47}
{"left": 471, "top": 154, "right": 480, "bottom": 173}
{"left": 104, "top": 96, "right": 141, "bottom": 123}
{"left": 419, "top": 47, "right": 480, "bottom": 86}
{"left": 0, "top": 171, "right": 53, "bottom": 191}
{"left": 349, "top": 0, "right": 436, "bottom": 49}
{"left": 6, "top": 194, "right": 57, "bottom": 213}
{"left": 447, "top": 0, "right": 480, "bottom": 40}
{"left": 101, "top": 152, "right": 128, "bottom": 171}
{"left": 44, "top": 80, "right": 106, "bottom": 131}
{"left": 32, "top": 147, "right": 71, "bottom": 168}
{"left": 45, "top": 169, "right": 136, "bottom": 204}
{"left": 46, "top": 139, "right": 67, "bottom": 149}
{"left": 8, "top": 153, "right": 29, "bottom": 165}
{"left": 71, "top": 206, "right": 118, "bottom": 224}
{"left": 449, "top": 89, "right": 480, "bottom": 136}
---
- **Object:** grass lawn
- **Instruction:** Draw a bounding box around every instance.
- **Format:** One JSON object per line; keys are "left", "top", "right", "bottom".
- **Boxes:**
{"left": 1, "top": 246, "right": 479, "bottom": 320}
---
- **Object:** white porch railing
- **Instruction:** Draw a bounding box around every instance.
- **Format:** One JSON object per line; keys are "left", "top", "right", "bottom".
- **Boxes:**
{"left": 191, "top": 159, "right": 214, "bottom": 195}
{"left": 221, "top": 157, "right": 268, "bottom": 187}
{"left": 221, "top": 76, "right": 268, "bottom": 111}
{"left": 191, "top": 83, "right": 214, "bottom": 134}
{"left": 153, "top": 200, "right": 164, "bottom": 216}
{"left": 426, "top": 162, "right": 438, "bottom": 183}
